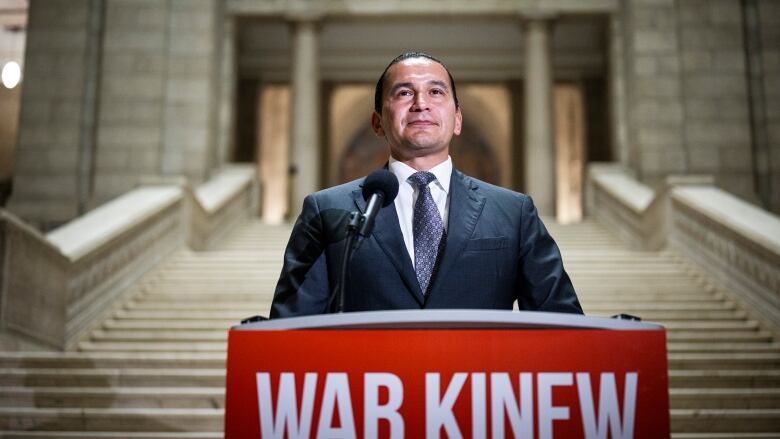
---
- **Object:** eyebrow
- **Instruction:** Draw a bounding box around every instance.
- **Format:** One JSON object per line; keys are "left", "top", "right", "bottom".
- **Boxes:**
{"left": 389, "top": 80, "right": 450, "bottom": 95}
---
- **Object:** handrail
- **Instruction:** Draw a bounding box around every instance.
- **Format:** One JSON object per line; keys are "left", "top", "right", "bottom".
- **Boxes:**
{"left": 0, "top": 165, "right": 259, "bottom": 350}
{"left": 670, "top": 185, "right": 780, "bottom": 329}
{"left": 586, "top": 163, "right": 664, "bottom": 250}
{"left": 587, "top": 162, "right": 780, "bottom": 331}
{"left": 189, "top": 164, "right": 259, "bottom": 250}
{"left": 47, "top": 187, "right": 182, "bottom": 261}
{"left": 1, "top": 186, "right": 185, "bottom": 350}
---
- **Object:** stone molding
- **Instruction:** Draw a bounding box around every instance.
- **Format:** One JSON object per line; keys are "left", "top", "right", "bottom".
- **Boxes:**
{"left": 228, "top": 0, "right": 618, "bottom": 16}
{"left": 587, "top": 162, "right": 780, "bottom": 332}
{"left": 189, "top": 165, "right": 259, "bottom": 251}
{"left": 670, "top": 187, "right": 780, "bottom": 330}
{"left": 0, "top": 165, "right": 259, "bottom": 350}
{"left": 586, "top": 163, "right": 665, "bottom": 250}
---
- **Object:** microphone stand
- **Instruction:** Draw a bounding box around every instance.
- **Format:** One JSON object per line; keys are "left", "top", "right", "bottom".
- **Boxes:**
{"left": 334, "top": 193, "right": 385, "bottom": 313}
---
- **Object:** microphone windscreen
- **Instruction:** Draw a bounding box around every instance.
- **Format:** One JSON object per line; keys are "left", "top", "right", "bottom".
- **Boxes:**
{"left": 362, "top": 170, "right": 399, "bottom": 207}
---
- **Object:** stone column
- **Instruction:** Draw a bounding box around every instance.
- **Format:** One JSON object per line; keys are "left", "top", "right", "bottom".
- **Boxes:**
{"left": 7, "top": 0, "right": 96, "bottom": 229}
{"left": 609, "top": 13, "right": 629, "bottom": 169}
{"left": 523, "top": 17, "right": 555, "bottom": 216}
{"left": 217, "top": 15, "right": 236, "bottom": 166}
{"left": 289, "top": 18, "right": 321, "bottom": 215}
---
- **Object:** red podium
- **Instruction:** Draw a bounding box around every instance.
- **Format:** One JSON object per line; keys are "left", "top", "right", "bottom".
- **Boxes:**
{"left": 225, "top": 310, "right": 669, "bottom": 438}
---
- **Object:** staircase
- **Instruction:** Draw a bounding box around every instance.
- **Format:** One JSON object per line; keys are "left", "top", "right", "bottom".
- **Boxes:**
{"left": 548, "top": 220, "right": 780, "bottom": 438}
{"left": 0, "top": 222, "right": 290, "bottom": 438}
{"left": 1, "top": 219, "right": 779, "bottom": 437}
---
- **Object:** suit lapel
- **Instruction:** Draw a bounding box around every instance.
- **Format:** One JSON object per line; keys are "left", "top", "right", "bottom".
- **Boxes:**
{"left": 426, "top": 169, "right": 486, "bottom": 302}
{"left": 352, "top": 188, "right": 424, "bottom": 305}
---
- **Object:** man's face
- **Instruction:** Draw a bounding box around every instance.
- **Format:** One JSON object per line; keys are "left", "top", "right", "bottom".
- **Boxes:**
{"left": 371, "top": 58, "right": 462, "bottom": 162}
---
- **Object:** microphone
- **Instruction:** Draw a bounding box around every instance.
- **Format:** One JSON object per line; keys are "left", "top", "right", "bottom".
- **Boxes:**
{"left": 335, "top": 170, "right": 399, "bottom": 313}
{"left": 358, "top": 170, "right": 399, "bottom": 238}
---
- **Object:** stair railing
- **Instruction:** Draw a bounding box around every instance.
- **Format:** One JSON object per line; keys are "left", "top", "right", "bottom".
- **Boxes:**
{"left": 587, "top": 162, "right": 780, "bottom": 331}
{"left": 0, "top": 164, "right": 259, "bottom": 350}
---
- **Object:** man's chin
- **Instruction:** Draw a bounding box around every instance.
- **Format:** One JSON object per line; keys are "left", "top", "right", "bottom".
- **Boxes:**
{"left": 402, "top": 142, "right": 449, "bottom": 157}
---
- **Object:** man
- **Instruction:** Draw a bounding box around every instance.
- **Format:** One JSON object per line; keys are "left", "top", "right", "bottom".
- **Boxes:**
{"left": 270, "top": 52, "right": 582, "bottom": 317}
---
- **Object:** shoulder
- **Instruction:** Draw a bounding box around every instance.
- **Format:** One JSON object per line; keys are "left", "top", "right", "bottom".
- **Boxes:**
{"left": 306, "top": 176, "right": 364, "bottom": 207}
{"left": 454, "top": 169, "right": 530, "bottom": 205}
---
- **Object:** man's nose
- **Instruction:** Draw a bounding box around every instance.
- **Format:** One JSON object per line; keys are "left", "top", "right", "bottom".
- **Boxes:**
{"left": 411, "top": 93, "right": 429, "bottom": 111}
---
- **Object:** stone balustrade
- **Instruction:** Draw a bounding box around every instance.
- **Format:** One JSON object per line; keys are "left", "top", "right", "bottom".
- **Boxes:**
{"left": 189, "top": 165, "right": 259, "bottom": 251}
{"left": 585, "top": 163, "right": 665, "bottom": 250}
{"left": 0, "top": 165, "right": 259, "bottom": 350}
{"left": 587, "top": 162, "right": 780, "bottom": 331}
{"left": 670, "top": 186, "right": 780, "bottom": 330}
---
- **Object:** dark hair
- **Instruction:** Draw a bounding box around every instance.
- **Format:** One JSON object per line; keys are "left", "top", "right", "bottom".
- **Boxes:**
{"left": 373, "top": 51, "right": 459, "bottom": 114}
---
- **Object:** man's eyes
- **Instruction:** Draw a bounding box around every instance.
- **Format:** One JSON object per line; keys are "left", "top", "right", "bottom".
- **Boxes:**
{"left": 396, "top": 89, "right": 446, "bottom": 97}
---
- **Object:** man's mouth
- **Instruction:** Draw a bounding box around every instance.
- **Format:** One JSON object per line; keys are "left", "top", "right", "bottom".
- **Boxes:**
{"left": 407, "top": 120, "right": 437, "bottom": 126}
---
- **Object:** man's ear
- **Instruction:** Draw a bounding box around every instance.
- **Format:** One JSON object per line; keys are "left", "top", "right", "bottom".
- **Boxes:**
{"left": 371, "top": 111, "right": 385, "bottom": 137}
{"left": 453, "top": 107, "right": 463, "bottom": 136}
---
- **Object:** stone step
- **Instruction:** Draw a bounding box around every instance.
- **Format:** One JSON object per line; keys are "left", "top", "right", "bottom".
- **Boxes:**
{"left": 667, "top": 343, "right": 780, "bottom": 353}
{"left": 120, "top": 300, "right": 737, "bottom": 313}
{"left": 157, "top": 264, "right": 280, "bottom": 271}
{"left": 0, "top": 352, "right": 224, "bottom": 369}
{"left": 86, "top": 331, "right": 776, "bottom": 349}
{"left": 77, "top": 342, "right": 227, "bottom": 353}
{"left": 669, "top": 370, "right": 780, "bottom": 388}
{"left": 150, "top": 274, "right": 280, "bottom": 282}
{"left": 100, "top": 317, "right": 762, "bottom": 332}
{"left": 583, "top": 302, "right": 736, "bottom": 312}
{"left": 124, "top": 302, "right": 269, "bottom": 311}
{"left": 671, "top": 409, "right": 780, "bottom": 433}
{"left": 586, "top": 309, "right": 745, "bottom": 320}
{"left": 0, "top": 407, "right": 222, "bottom": 432}
{"left": 569, "top": 267, "right": 695, "bottom": 275}
{"left": 0, "top": 387, "right": 224, "bottom": 409}
{"left": 581, "top": 293, "right": 725, "bottom": 302}
{"left": 575, "top": 285, "right": 716, "bottom": 294}
{"left": 661, "top": 320, "right": 761, "bottom": 331}
{"left": 565, "top": 256, "right": 684, "bottom": 263}
{"left": 670, "top": 388, "right": 780, "bottom": 409}
{"left": 133, "top": 287, "right": 276, "bottom": 295}
{"left": 90, "top": 331, "right": 228, "bottom": 343}
{"left": 112, "top": 310, "right": 251, "bottom": 320}
{"left": 666, "top": 330, "right": 774, "bottom": 343}
{"left": 573, "top": 272, "right": 703, "bottom": 280}
{"left": 129, "top": 293, "right": 267, "bottom": 301}
{"left": 0, "top": 433, "right": 222, "bottom": 439}
{"left": 101, "top": 320, "right": 240, "bottom": 331}
{"left": 673, "top": 434, "right": 780, "bottom": 438}
{"left": 0, "top": 369, "right": 225, "bottom": 387}
{"left": 167, "top": 256, "right": 286, "bottom": 263}
{"left": 573, "top": 281, "right": 708, "bottom": 290}
{"left": 668, "top": 353, "right": 780, "bottom": 369}
{"left": 115, "top": 308, "right": 750, "bottom": 321}
{"left": 569, "top": 265, "right": 692, "bottom": 273}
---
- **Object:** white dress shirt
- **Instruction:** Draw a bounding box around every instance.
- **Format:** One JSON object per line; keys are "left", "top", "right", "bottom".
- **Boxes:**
{"left": 388, "top": 156, "right": 452, "bottom": 264}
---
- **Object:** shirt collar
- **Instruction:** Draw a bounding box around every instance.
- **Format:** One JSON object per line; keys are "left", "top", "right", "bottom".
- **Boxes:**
{"left": 388, "top": 155, "right": 452, "bottom": 193}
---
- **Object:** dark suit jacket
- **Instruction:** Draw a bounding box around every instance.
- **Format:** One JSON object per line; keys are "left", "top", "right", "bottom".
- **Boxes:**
{"left": 270, "top": 169, "right": 582, "bottom": 317}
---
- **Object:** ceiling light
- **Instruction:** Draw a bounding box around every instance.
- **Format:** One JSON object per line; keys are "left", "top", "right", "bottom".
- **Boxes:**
{"left": 2, "top": 61, "right": 21, "bottom": 89}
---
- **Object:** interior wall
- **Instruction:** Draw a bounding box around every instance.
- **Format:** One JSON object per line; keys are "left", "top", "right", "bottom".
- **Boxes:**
{"left": 555, "top": 84, "right": 586, "bottom": 224}
{"left": 0, "top": 85, "right": 20, "bottom": 206}
{"left": 258, "top": 85, "right": 289, "bottom": 223}
{"left": 328, "top": 85, "right": 377, "bottom": 186}
{"left": 456, "top": 85, "right": 513, "bottom": 189}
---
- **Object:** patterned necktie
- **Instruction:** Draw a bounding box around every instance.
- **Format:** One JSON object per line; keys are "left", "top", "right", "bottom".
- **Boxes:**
{"left": 408, "top": 171, "right": 444, "bottom": 295}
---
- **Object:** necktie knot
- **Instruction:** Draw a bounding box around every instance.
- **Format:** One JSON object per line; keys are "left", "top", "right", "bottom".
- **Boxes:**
{"left": 408, "top": 171, "right": 437, "bottom": 188}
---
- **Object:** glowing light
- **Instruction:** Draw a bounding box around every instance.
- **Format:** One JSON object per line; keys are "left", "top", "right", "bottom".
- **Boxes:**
{"left": 2, "top": 62, "right": 21, "bottom": 89}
